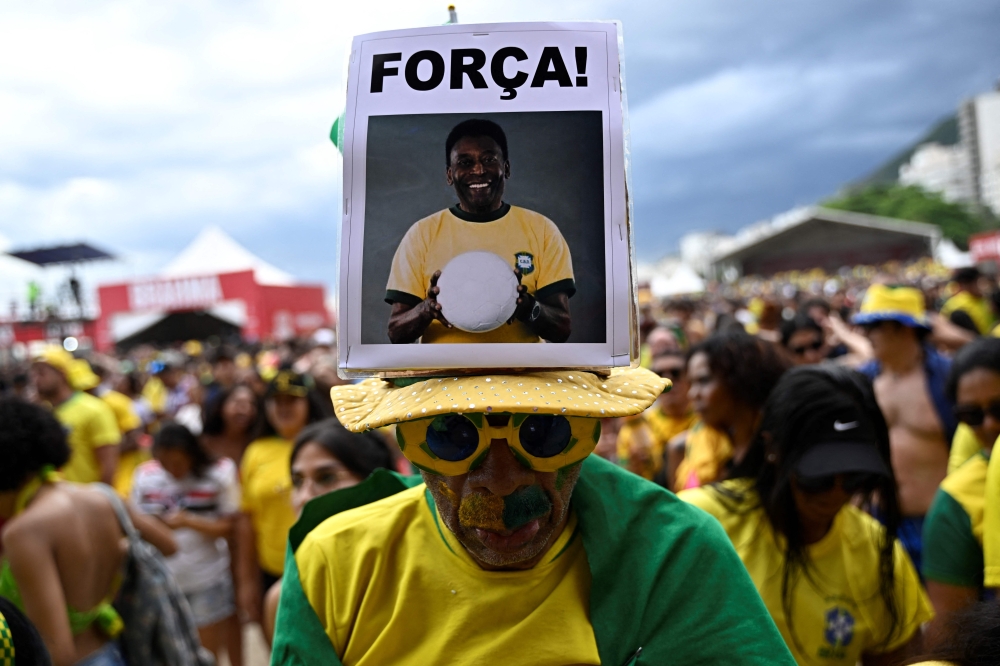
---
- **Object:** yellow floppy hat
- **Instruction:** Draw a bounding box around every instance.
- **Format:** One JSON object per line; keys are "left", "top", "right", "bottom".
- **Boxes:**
{"left": 332, "top": 367, "right": 669, "bottom": 432}
{"left": 852, "top": 283, "right": 930, "bottom": 330}
{"left": 69, "top": 359, "right": 101, "bottom": 391}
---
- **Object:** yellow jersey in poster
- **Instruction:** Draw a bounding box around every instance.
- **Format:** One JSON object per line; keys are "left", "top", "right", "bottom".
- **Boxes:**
{"left": 295, "top": 484, "right": 599, "bottom": 666}
{"left": 682, "top": 480, "right": 933, "bottom": 666}
{"left": 240, "top": 436, "right": 297, "bottom": 576}
{"left": 385, "top": 204, "right": 576, "bottom": 344}
{"left": 54, "top": 391, "right": 121, "bottom": 483}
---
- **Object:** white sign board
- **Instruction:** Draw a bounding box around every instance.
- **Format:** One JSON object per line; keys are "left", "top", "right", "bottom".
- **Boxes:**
{"left": 338, "top": 21, "right": 634, "bottom": 375}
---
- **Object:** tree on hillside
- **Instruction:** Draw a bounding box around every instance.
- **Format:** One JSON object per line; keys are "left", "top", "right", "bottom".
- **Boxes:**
{"left": 824, "top": 184, "right": 997, "bottom": 249}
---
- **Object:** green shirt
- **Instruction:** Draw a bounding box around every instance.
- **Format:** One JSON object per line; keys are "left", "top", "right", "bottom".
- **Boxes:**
{"left": 271, "top": 455, "right": 795, "bottom": 666}
{"left": 923, "top": 451, "right": 989, "bottom": 588}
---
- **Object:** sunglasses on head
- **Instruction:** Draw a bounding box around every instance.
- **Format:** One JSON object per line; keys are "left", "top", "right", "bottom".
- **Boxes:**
{"left": 395, "top": 412, "right": 601, "bottom": 476}
{"left": 790, "top": 340, "right": 824, "bottom": 356}
{"left": 794, "top": 472, "right": 880, "bottom": 495}
{"left": 954, "top": 401, "right": 1000, "bottom": 427}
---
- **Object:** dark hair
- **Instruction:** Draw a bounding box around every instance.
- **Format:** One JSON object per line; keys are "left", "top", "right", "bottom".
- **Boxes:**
{"left": 946, "top": 337, "right": 1000, "bottom": 403}
{"left": 905, "top": 601, "right": 1000, "bottom": 666}
{"left": 799, "top": 298, "right": 831, "bottom": 317}
{"left": 290, "top": 418, "right": 394, "bottom": 481}
{"left": 954, "top": 266, "right": 981, "bottom": 284}
{"left": 202, "top": 384, "right": 261, "bottom": 437}
{"left": 687, "top": 331, "right": 790, "bottom": 410}
{"left": 210, "top": 345, "right": 236, "bottom": 364}
{"left": 718, "top": 366, "right": 901, "bottom": 653}
{"left": 445, "top": 119, "right": 508, "bottom": 166}
{"left": 0, "top": 596, "right": 52, "bottom": 665}
{"left": 253, "top": 388, "right": 330, "bottom": 440}
{"left": 0, "top": 398, "right": 71, "bottom": 491}
{"left": 780, "top": 315, "right": 823, "bottom": 348}
{"left": 154, "top": 422, "right": 214, "bottom": 478}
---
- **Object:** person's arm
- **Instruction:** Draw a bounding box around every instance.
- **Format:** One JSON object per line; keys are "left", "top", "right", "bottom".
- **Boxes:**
{"left": 262, "top": 577, "right": 282, "bottom": 646}
{"left": 235, "top": 512, "right": 263, "bottom": 623}
{"left": 94, "top": 444, "right": 119, "bottom": 486}
{"left": 125, "top": 503, "right": 178, "bottom": 556}
{"left": 511, "top": 286, "right": 571, "bottom": 343}
{"left": 2, "top": 522, "right": 77, "bottom": 666}
{"left": 666, "top": 431, "right": 690, "bottom": 491}
{"left": 924, "top": 581, "right": 979, "bottom": 649}
{"left": 823, "top": 312, "right": 873, "bottom": 364}
{"left": 162, "top": 510, "right": 234, "bottom": 539}
{"left": 386, "top": 271, "right": 452, "bottom": 344}
{"left": 928, "top": 312, "right": 977, "bottom": 351}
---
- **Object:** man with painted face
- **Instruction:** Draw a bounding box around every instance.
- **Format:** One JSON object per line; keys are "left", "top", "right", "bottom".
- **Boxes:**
{"left": 270, "top": 368, "right": 796, "bottom": 666}
{"left": 385, "top": 118, "right": 575, "bottom": 344}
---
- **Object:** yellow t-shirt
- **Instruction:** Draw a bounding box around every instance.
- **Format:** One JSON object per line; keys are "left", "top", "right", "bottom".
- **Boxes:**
{"left": 54, "top": 392, "right": 121, "bottom": 484}
{"left": 617, "top": 408, "right": 696, "bottom": 480}
{"left": 101, "top": 390, "right": 142, "bottom": 434}
{"left": 241, "top": 436, "right": 297, "bottom": 576}
{"left": 141, "top": 376, "right": 167, "bottom": 415}
{"left": 385, "top": 204, "right": 576, "bottom": 343}
{"left": 985, "top": 447, "right": 1000, "bottom": 587}
{"left": 673, "top": 421, "right": 732, "bottom": 492}
{"left": 682, "top": 481, "right": 933, "bottom": 666}
{"left": 295, "top": 484, "right": 600, "bottom": 666}
{"left": 950, "top": 423, "right": 984, "bottom": 473}
{"left": 940, "top": 291, "right": 994, "bottom": 335}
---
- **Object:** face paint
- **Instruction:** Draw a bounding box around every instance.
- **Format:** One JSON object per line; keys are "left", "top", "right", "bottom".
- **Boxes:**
{"left": 436, "top": 480, "right": 459, "bottom": 506}
{"left": 458, "top": 493, "right": 506, "bottom": 531}
{"left": 457, "top": 485, "right": 553, "bottom": 533}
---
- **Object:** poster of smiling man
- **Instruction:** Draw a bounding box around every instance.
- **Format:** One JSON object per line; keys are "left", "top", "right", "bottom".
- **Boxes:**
{"left": 338, "top": 22, "right": 633, "bottom": 374}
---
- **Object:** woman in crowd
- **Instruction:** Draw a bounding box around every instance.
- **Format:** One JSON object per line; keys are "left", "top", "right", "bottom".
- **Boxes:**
{"left": 261, "top": 418, "right": 394, "bottom": 640}
{"left": 907, "top": 601, "right": 1000, "bottom": 666}
{"left": 235, "top": 369, "right": 327, "bottom": 625}
{"left": 131, "top": 422, "right": 241, "bottom": 664}
{"left": 682, "top": 366, "right": 932, "bottom": 665}
{"left": 671, "top": 330, "right": 789, "bottom": 490}
{"left": 922, "top": 337, "right": 1000, "bottom": 648}
{"left": 201, "top": 383, "right": 261, "bottom": 465}
{"left": 0, "top": 397, "right": 176, "bottom": 666}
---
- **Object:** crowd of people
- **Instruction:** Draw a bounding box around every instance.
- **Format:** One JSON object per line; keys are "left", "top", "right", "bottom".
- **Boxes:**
{"left": 0, "top": 261, "right": 999, "bottom": 664}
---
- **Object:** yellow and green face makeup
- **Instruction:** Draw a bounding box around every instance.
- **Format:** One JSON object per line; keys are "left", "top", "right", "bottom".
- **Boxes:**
{"left": 395, "top": 412, "right": 602, "bottom": 476}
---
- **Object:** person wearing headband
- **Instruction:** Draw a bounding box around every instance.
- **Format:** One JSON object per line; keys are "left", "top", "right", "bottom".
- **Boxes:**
{"left": 271, "top": 368, "right": 795, "bottom": 666}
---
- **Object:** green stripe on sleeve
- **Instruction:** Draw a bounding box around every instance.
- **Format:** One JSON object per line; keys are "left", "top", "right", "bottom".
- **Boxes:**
{"left": 922, "top": 488, "right": 983, "bottom": 588}
{"left": 270, "top": 543, "right": 343, "bottom": 666}
{"left": 385, "top": 289, "right": 423, "bottom": 307}
{"left": 534, "top": 278, "right": 576, "bottom": 301}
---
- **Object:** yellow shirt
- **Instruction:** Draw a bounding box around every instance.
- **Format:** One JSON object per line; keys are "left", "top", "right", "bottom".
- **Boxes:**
{"left": 295, "top": 484, "right": 599, "bottom": 666}
{"left": 617, "top": 408, "right": 696, "bottom": 480}
{"left": 385, "top": 204, "right": 575, "bottom": 344}
{"left": 241, "top": 436, "right": 296, "bottom": 576}
{"left": 950, "top": 423, "right": 984, "bottom": 473}
{"left": 54, "top": 392, "right": 121, "bottom": 483}
{"left": 682, "top": 481, "right": 933, "bottom": 666}
{"left": 940, "top": 291, "right": 994, "bottom": 335}
{"left": 673, "top": 421, "right": 732, "bottom": 492}
{"left": 141, "top": 376, "right": 167, "bottom": 414}
{"left": 985, "top": 446, "right": 1000, "bottom": 587}
{"left": 101, "top": 390, "right": 142, "bottom": 434}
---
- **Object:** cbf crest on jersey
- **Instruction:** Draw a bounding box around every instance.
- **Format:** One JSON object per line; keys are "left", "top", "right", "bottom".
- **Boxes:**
{"left": 337, "top": 22, "right": 637, "bottom": 376}
{"left": 515, "top": 252, "right": 535, "bottom": 275}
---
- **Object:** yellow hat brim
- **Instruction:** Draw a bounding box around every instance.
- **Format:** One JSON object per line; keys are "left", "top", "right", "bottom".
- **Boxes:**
{"left": 331, "top": 367, "right": 670, "bottom": 433}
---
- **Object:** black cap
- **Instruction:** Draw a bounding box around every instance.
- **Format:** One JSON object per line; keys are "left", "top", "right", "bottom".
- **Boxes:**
{"left": 793, "top": 403, "right": 891, "bottom": 479}
{"left": 267, "top": 369, "right": 313, "bottom": 398}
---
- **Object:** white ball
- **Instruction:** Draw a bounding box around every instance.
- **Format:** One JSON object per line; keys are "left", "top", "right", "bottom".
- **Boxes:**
{"left": 436, "top": 251, "right": 519, "bottom": 333}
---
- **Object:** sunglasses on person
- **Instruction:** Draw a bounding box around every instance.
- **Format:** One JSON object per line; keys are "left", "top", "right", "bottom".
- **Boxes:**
{"left": 794, "top": 472, "right": 880, "bottom": 495}
{"left": 790, "top": 339, "right": 824, "bottom": 356}
{"left": 954, "top": 401, "right": 1000, "bottom": 427}
{"left": 395, "top": 412, "right": 601, "bottom": 476}
{"left": 656, "top": 367, "right": 685, "bottom": 381}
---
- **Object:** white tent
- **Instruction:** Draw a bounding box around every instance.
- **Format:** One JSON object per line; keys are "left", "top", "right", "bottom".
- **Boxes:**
{"left": 650, "top": 263, "right": 706, "bottom": 297}
{"left": 159, "top": 226, "right": 295, "bottom": 286}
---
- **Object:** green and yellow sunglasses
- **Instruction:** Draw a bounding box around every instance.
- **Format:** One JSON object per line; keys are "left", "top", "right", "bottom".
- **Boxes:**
{"left": 395, "top": 412, "right": 602, "bottom": 476}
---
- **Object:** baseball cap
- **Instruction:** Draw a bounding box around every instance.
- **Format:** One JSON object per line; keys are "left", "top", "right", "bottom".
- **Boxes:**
{"left": 794, "top": 402, "right": 891, "bottom": 479}
{"left": 267, "top": 369, "right": 313, "bottom": 398}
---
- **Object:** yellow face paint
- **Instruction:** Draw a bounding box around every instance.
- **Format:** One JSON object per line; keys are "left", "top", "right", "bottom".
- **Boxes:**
{"left": 458, "top": 493, "right": 506, "bottom": 531}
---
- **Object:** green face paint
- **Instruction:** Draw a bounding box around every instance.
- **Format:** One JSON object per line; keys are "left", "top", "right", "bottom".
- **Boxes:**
{"left": 501, "top": 485, "right": 551, "bottom": 530}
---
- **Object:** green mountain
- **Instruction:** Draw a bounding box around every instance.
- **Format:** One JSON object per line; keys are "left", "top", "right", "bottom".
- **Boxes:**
{"left": 851, "top": 114, "right": 959, "bottom": 190}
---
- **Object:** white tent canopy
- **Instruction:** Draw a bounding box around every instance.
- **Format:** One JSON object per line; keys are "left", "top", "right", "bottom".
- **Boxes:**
{"left": 650, "top": 263, "right": 706, "bottom": 297}
{"left": 159, "top": 226, "right": 295, "bottom": 286}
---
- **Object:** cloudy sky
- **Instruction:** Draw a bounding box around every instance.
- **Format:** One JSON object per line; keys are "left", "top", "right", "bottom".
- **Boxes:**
{"left": 1, "top": 0, "right": 998, "bottom": 307}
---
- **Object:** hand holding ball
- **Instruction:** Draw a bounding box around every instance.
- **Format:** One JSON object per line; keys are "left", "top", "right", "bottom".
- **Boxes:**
{"left": 435, "top": 251, "right": 519, "bottom": 333}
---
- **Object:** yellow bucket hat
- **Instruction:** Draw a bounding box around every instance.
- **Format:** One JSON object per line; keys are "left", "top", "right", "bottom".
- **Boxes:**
{"left": 331, "top": 367, "right": 669, "bottom": 433}
{"left": 32, "top": 345, "right": 75, "bottom": 377}
{"left": 852, "top": 283, "right": 930, "bottom": 330}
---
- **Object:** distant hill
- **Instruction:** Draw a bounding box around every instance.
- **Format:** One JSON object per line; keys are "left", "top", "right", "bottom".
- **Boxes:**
{"left": 849, "top": 114, "right": 959, "bottom": 190}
